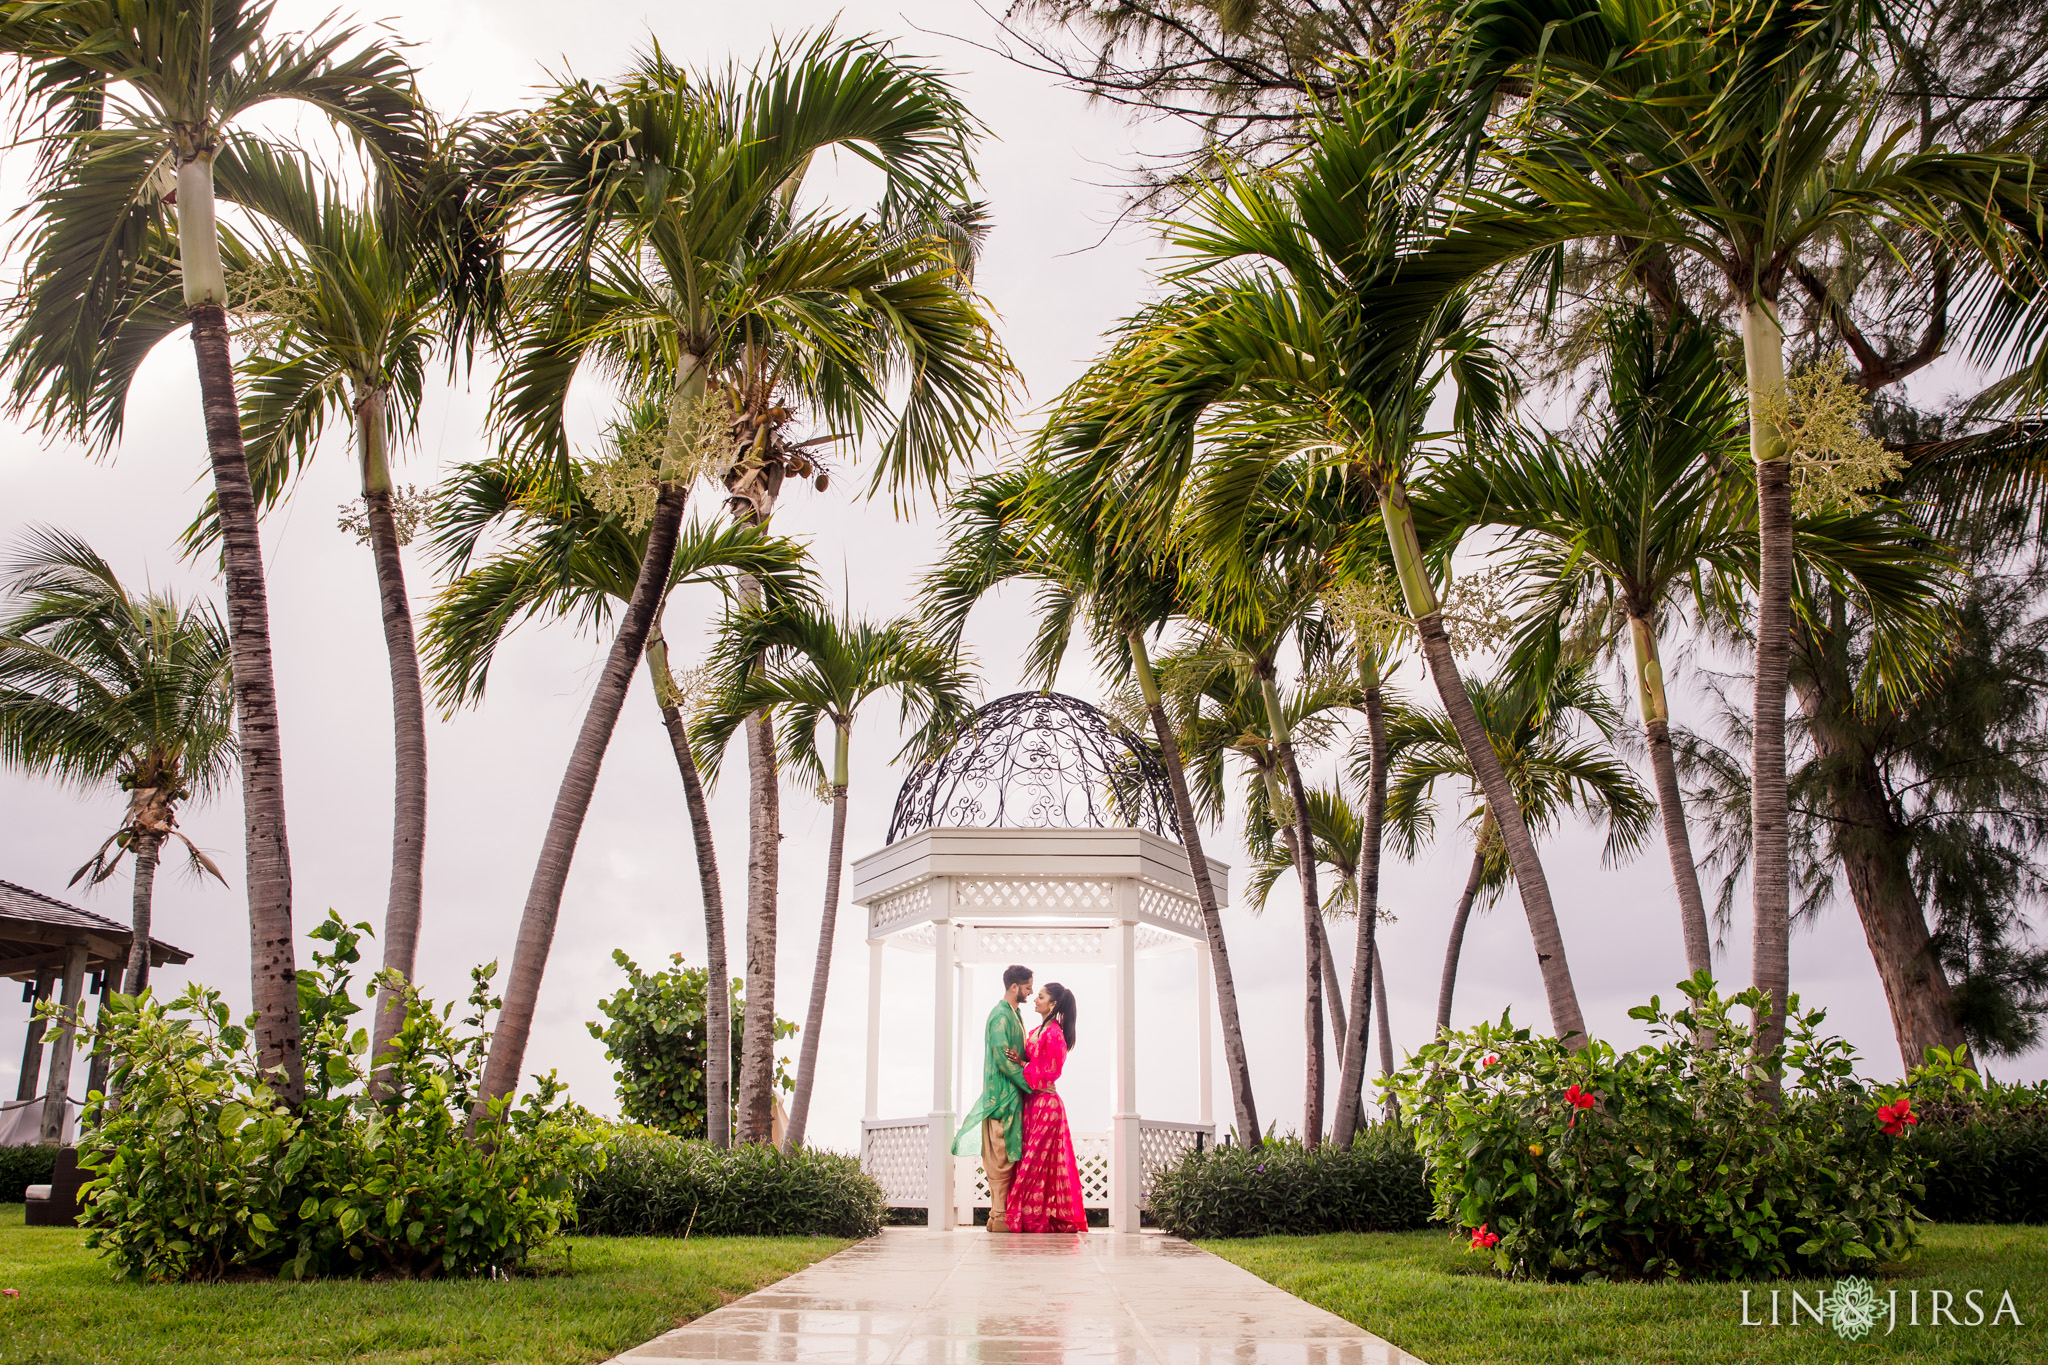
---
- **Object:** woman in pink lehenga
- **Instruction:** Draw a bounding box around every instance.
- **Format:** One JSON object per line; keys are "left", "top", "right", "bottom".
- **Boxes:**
{"left": 1007, "top": 982, "right": 1087, "bottom": 1234}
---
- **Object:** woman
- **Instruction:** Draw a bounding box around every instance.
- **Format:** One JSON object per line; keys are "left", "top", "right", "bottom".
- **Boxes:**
{"left": 1006, "top": 982, "right": 1087, "bottom": 1234}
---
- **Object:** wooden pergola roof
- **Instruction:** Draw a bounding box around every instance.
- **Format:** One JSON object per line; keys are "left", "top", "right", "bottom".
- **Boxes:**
{"left": 0, "top": 879, "right": 192, "bottom": 983}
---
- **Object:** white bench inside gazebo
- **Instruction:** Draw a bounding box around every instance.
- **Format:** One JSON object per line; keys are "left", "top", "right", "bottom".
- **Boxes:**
{"left": 852, "top": 692, "right": 1227, "bottom": 1232}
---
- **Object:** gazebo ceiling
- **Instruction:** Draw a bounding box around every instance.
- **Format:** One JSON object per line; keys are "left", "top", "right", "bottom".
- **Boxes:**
{"left": 887, "top": 691, "right": 1180, "bottom": 843}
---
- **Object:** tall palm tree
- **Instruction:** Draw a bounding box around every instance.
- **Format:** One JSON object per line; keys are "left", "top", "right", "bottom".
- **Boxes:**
{"left": 424, "top": 432, "right": 813, "bottom": 1140}
{"left": 174, "top": 139, "right": 475, "bottom": 1073}
{"left": 1404, "top": 0, "right": 2047, "bottom": 1061}
{"left": 696, "top": 600, "right": 977, "bottom": 1150}
{"left": 1381, "top": 662, "right": 1653, "bottom": 1034}
{"left": 923, "top": 464, "right": 1266, "bottom": 1146}
{"left": 0, "top": 529, "right": 235, "bottom": 1099}
{"left": 0, "top": 1, "right": 424, "bottom": 1102}
{"left": 1034, "top": 81, "right": 1597, "bottom": 1046}
{"left": 1427, "top": 307, "right": 1751, "bottom": 981}
{"left": 484, "top": 34, "right": 1009, "bottom": 1137}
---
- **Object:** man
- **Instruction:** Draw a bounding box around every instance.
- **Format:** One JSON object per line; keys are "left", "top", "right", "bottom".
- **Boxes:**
{"left": 952, "top": 964, "right": 1033, "bottom": 1231}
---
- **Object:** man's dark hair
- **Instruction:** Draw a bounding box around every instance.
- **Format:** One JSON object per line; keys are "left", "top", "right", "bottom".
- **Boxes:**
{"left": 1002, "top": 964, "right": 1033, "bottom": 989}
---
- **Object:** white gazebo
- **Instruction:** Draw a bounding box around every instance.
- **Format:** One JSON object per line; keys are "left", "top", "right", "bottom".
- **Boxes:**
{"left": 855, "top": 692, "right": 1227, "bottom": 1232}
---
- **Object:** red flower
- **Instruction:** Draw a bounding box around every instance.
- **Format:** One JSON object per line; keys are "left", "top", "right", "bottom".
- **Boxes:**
{"left": 1877, "top": 1099, "right": 1918, "bottom": 1136}
{"left": 1564, "top": 1083, "right": 1597, "bottom": 1125}
{"left": 1469, "top": 1223, "right": 1500, "bottom": 1250}
{"left": 1482, "top": 1054, "right": 1499, "bottom": 1068}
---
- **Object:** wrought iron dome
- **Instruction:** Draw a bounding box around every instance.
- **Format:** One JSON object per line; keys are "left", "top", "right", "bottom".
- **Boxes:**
{"left": 886, "top": 691, "right": 1181, "bottom": 843}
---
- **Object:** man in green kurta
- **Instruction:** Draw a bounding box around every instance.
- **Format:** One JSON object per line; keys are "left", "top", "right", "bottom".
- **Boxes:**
{"left": 952, "top": 964, "right": 1033, "bottom": 1231}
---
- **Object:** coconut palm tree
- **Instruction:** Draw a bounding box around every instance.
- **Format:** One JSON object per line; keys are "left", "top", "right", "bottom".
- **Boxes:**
{"left": 424, "top": 430, "right": 813, "bottom": 1142}
{"left": 1381, "top": 662, "right": 1654, "bottom": 1033}
{"left": 483, "top": 34, "right": 1009, "bottom": 1137}
{"left": 1397, "top": 0, "right": 2048, "bottom": 1060}
{"left": 1426, "top": 307, "right": 1752, "bottom": 982}
{"left": 922, "top": 464, "right": 1266, "bottom": 1146}
{"left": 0, "top": 529, "right": 235, "bottom": 1099}
{"left": 695, "top": 600, "right": 977, "bottom": 1150}
{"left": 0, "top": 0, "right": 425, "bottom": 1105}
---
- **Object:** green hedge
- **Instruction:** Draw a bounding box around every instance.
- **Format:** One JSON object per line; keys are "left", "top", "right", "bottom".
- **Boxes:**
{"left": 575, "top": 1130, "right": 885, "bottom": 1239}
{"left": 1916, "top": 1085, "right": 2048, "bottom": 1225}
{"left": 0, "top": 1144, "right": 59, "bottom": 1202}
{"left": 1147, "top": 1126, "right": 1433, "bottom": 1239}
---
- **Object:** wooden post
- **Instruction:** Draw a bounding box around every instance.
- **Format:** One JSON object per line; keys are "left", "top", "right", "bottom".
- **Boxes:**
{"left": 39, "top": 942, "right": 89, "bottom": 1144}
{"left": 16, "top": 968, "right": 54, "bottom": 1102}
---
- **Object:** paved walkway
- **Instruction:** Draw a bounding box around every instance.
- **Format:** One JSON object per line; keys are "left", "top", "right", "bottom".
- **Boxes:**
{"left": 609, "top": 1228, "right": 1426, "bottom": 1364}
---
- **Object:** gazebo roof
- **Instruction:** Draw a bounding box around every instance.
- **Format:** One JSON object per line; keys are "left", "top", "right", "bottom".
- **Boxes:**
{"left": 0, "top": 878, "right": 192, "bottom": 982}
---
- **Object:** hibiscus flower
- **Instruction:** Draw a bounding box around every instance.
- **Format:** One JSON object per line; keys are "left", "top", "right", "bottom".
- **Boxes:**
{"left": 1877, "top": 1099, "right": 1918, "bottom": 1136}
{"left": 1469, "top": 1223, "right": 1500, "bottom": 1250}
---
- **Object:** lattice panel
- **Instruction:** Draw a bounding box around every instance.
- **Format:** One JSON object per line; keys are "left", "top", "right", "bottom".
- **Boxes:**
{"left": 1133, "top": 925, "right": 1179, "bottom": 954}
{"left": 896, "top": 923, "right": 936, "bottom": 952}
{"left": 957, "top": 878, "right": 1116, "bottom": 911}
{"left": 862, "top": 1120, "right": 930, "bottom": 1205}
{"left": 1138, "top": 882, "right": 1203, "bottom": 934}
{"left": 973, "top": 927, "right": 1108, "bottom": 960}
{"left": 872, "top": 882, "right": 932, "bottom": 933}
{"left": 959, "top": 1132, "right": 1112, "bottom": 1209}
{"left": 1137, "top": 1122, "right": 1212, "bottom": 1206}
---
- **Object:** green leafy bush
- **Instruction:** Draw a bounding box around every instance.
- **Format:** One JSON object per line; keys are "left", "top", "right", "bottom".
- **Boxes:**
{"left": 79, "top": 912, "right": 602, "bottom": 1281}
{"left": 1391, "top": 976, "right": 1954, "bottom": 1282}
{"left": 575, "top": 1128, "right": 883, "bottom": 1238}
{"left": 0, "top": 1143, "right": 58, "bottom": 1201}
{"left": 1148, "top": 1126, "right": 1433, "bottom": 1238}
{"left": 1916, "top": 1079, "right": 2048, "bottom": 1224}
{"left": 587, "top": 950, "right": 794, "bottom": 1137}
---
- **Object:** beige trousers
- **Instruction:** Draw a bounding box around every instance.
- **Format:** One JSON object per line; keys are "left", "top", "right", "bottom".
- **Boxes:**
{"left": 982, "top": 1117, "right": 1014, "bottom": 1230}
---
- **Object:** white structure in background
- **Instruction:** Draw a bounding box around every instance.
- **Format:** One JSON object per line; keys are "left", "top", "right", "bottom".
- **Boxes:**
{"left": 854, "top": 692, "right": 1226, "bottom": 1232}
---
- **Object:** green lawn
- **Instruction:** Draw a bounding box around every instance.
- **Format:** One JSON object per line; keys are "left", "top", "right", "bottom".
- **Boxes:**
{"left": 1206, "top": 1224, "right": 2047, "bottom": 1365}
{"left": 0, "top": 1204, "right": 849, "bottom": 1365}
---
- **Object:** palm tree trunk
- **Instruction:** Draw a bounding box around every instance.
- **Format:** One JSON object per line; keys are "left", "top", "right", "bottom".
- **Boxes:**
{"left": 1333, "top": 684, "right": 1387, "bottom": 1145}
{"left": 1743, "top": 298, "right": 1794, "bottom": 1078}
{"left": 1261, "top": 674, "right": 1325, "bottom": 1146}
{"left": 785, "top": 724, "right": 850, "bottom": 1151}
{"left": 477, "top": 483, "right": 690, "bottom": 1111}
{"left": 1373, "top": 953, "right": 1397, "bottom": 1121}
{"left": 1317, "top": 914, "right": 1346, "bottom": 1073}
{"left": 735, "top": 701, "right": 782, "bottom": 1144}
{"left": 358, "top": 391, "right": 430, "bottom": 1084}
{"left": 1380, "top": 479, "right": 1587, "bottom": 1045}
{"left": 646, "top": 624, "right": 733, "bottom": 1147}
{"left": 1630, "top": 618, "right": 1711, "bottom": 980}
{"left": 1436, "top": 833, "right": 1489, "bottom": 1035}
{"left": 1130, "top": 631, "right": 1262, "bottom": 1147}
{"left": 122, "top": 832, "right": 162, "bottom": 996}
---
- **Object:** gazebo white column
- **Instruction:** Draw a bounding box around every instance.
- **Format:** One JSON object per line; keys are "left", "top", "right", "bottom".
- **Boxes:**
{"left": 1110, "top": 902, "right": 1140, "bottom": 1232}
{"left": 864, "top": 940, "right": 884, "bottom": 1122}
{"left": 1197, "top": 946, "right": 1215, "bottom": 1128}
{"left": 927, "top": 883, "right": 956, "bottom": 1226}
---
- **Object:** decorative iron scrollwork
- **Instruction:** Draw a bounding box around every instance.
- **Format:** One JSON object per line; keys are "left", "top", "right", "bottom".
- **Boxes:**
{"left": 886, "top": 691, "right": 1181, "bottom": 843}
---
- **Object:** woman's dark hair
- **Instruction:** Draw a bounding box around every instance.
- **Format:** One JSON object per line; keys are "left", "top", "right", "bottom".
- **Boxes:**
{"left": 1044, "top": 982, "right": 1078, "bottom": 1048}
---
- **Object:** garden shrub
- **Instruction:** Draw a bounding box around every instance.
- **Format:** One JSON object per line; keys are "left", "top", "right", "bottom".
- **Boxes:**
{"left": 1391, "top": 975, "right": 1960, "bottom": 1282}
{"left": 587, "top": 950, "right": 793, "bottom": 1137}
{"left": 575, "top": 1127, "right": 884, "bottom": 1238}
{"left": 1148, "top": 1125, "right": 1433, "bottom": 1238}
{"left": 79, "top": 912, "right": 601, "bottom": 1281}
{"left": 0, "top": 1143, "right": 58, "bottom": 1201}
{"left": 1915, "top": 1079, "right": 2048, "bottom": 1225}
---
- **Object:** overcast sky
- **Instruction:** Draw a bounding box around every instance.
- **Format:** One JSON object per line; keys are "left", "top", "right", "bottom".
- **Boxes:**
{"left": 5, "top": 0, "right": 2040, "bottom": 1149}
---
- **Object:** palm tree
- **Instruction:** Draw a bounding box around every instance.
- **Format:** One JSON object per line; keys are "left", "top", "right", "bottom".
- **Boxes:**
{"left": 0, "top": 1, "right": 424, "bottom": 1102}
{"left": 175, "top": 139, "right": 475, "bottom": 1073}
{"left": 1033, "top": 81, "right": 1597, "bottom": 1046}
{"left": 1242, "top": 783, "right": 1402, "bottom": 1127}
{"left": 1381, "top": 662, "right": 1654, "bottom": 1034}
{"left": 484, "top": 34, "right": 1009, "bottom": 1137}
{"left": 1427, "top": 307, "right": 1751, "bottom": 981}
{"left": 1403, "top": 0, "right": 2048, "bottom": 1060}
{"left": 922, "top": 464, "right": 1266, "bottom": 1146}
{"left": 696, "top": 600, "right": 977, "bottom": 1150}
{"left": 0, "top": 529, "right": 234, "bottom": 1100}
{"left": 424, "top": 431, "right": 813, "bottom": 1141}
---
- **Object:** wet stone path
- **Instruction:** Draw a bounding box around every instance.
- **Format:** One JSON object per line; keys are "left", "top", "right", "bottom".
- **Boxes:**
{"left": 608, "top": 1227, "right": 1426, "bottom": 1364}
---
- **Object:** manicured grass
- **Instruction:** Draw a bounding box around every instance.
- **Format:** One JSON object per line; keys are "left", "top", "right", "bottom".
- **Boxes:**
{"left": 0, "top": 1203, "right": 849, "bottom": 1365}
{"left": 1205, "top": 1224, "right": 2047, "bottom": 1364}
